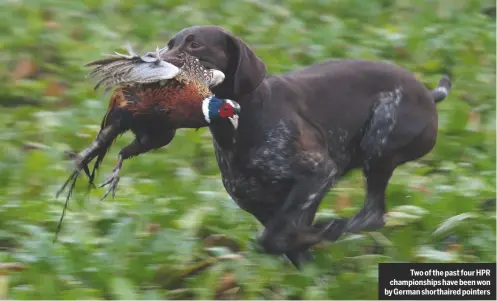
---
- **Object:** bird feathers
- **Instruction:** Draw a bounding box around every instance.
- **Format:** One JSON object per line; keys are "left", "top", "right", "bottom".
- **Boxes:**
{"left": 85, "top": 45, "right": 225, "bottom": 92}
{"left": 86, "top": 46, "right": 180, "bottom": 91}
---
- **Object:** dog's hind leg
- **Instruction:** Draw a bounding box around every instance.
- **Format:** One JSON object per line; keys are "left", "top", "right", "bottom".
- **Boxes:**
{"left": 346, "top": 160, "right": 394, "bottom": 233}
{"left": 345, "top": 88, "right": 402, "bottom": 233}
{"left": 346, "top": 120, "right": 438, "bottom": 234}
{"left": 345, "top": 85, "right": 440, "bottom": 234}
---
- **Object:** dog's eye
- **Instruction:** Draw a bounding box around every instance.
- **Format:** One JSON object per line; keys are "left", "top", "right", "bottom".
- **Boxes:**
{"left": 190, "top": 42, "right": 201, "bottom": 49}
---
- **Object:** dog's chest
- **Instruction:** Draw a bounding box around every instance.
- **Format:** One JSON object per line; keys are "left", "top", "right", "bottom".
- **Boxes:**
{"left": 246, "top": 121, "right": 296, "bottom": 179}
{"left": 212, "top": 122, "right": 295, "bottom": 214}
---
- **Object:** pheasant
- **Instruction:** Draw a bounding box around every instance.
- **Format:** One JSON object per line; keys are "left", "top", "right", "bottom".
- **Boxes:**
{"left": 55, "top": 46, "right": 240, "bottom": 237}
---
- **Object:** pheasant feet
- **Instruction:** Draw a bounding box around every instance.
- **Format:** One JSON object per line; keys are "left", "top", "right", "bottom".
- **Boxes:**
{"left": 56, "top": 152, "right": 87, "bottom": 200}
{"left": 64, "top": 150, "right": 96, "bottom": 188}
{"left": 99, "top": 156, "right": 123, "bottom": 201}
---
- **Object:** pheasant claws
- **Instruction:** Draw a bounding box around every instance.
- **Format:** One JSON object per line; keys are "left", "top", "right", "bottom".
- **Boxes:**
{"left": 99, "top": 156, "right": 123, "bottom": 201}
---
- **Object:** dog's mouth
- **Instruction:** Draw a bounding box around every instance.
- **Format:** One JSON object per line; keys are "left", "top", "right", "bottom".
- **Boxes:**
{"left": 161, "top": 54, "right": 224, "bottom": 87}
{"left": 160, "top": 48, "right": 219, "bottom": 71}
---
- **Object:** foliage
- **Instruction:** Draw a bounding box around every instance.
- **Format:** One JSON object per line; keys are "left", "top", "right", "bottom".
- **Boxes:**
{"left": 0, "top": 0, "right": 495, "bottom": 299}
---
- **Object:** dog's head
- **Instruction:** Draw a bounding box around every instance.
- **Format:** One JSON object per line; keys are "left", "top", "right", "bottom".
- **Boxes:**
{"left": 162, "top": 25, "right": 266, "bottom": 100}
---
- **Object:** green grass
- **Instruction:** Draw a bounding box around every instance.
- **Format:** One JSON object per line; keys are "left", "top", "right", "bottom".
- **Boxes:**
{"left": 0, "top": 0, "right": 495, "bottom": 299}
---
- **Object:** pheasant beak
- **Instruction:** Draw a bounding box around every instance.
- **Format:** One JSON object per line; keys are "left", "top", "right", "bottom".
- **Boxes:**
{"left": 228, "top": 115, "right": 239, "bottom": 130}
{"left": 209, "top": 69, "right": 225, "bottom": 87}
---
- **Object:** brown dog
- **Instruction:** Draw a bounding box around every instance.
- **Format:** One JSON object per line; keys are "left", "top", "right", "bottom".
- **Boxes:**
{"left": 162, "top": 25, "right": 451, "bottom": 269}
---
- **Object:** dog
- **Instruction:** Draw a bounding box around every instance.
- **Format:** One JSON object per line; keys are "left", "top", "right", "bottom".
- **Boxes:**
{"left": 161, "top": 25, "right": 451, "bottom": 269}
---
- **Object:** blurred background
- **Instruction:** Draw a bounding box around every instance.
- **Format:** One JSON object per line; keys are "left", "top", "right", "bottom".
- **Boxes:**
{"left": 0, "top": 0, "right": 495, "bottom": 299}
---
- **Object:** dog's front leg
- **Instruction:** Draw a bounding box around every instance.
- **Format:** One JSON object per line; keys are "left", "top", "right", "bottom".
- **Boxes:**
{"left": 257, "top": 155, "right": 346, "bottom": 254}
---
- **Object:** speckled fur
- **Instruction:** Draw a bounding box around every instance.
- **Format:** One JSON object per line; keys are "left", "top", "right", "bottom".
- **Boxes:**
{"left": 213, "top": 121, "right": 298, "bottom": 216}
{"left": 214, "top": 139, "right": 293, "bottom": 217}
{"left": 212, "top": 118, "right": 338, "bottom": 223}
{"left": 248, "top": 120, "right": 296, "bottom": 180}
{"left": 360, "top": 87, "right": 402, "bottom": 159}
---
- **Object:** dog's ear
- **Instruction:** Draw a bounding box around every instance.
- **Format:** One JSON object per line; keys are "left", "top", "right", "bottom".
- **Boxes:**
{"left": 226, "top": 34, "right": 266, "bottom": 98}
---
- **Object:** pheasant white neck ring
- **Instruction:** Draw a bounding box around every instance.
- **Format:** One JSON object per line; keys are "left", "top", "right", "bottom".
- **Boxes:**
{"left": 202, "top": 96, "right": 241, "bottom": 130}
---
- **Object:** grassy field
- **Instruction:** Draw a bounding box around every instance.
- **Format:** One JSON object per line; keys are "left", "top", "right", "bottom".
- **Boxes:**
{"left": 0, "top": 0, "right": 495, "bottom": 299}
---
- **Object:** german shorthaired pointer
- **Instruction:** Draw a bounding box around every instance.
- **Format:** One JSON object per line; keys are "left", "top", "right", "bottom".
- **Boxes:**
{"left": 162, "top": 25, "right": 452, "bottom": 269}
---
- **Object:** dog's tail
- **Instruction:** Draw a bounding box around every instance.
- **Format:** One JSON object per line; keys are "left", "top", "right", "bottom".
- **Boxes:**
{"left": 430, "top": 75, "right": 452, "bottom": 103}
